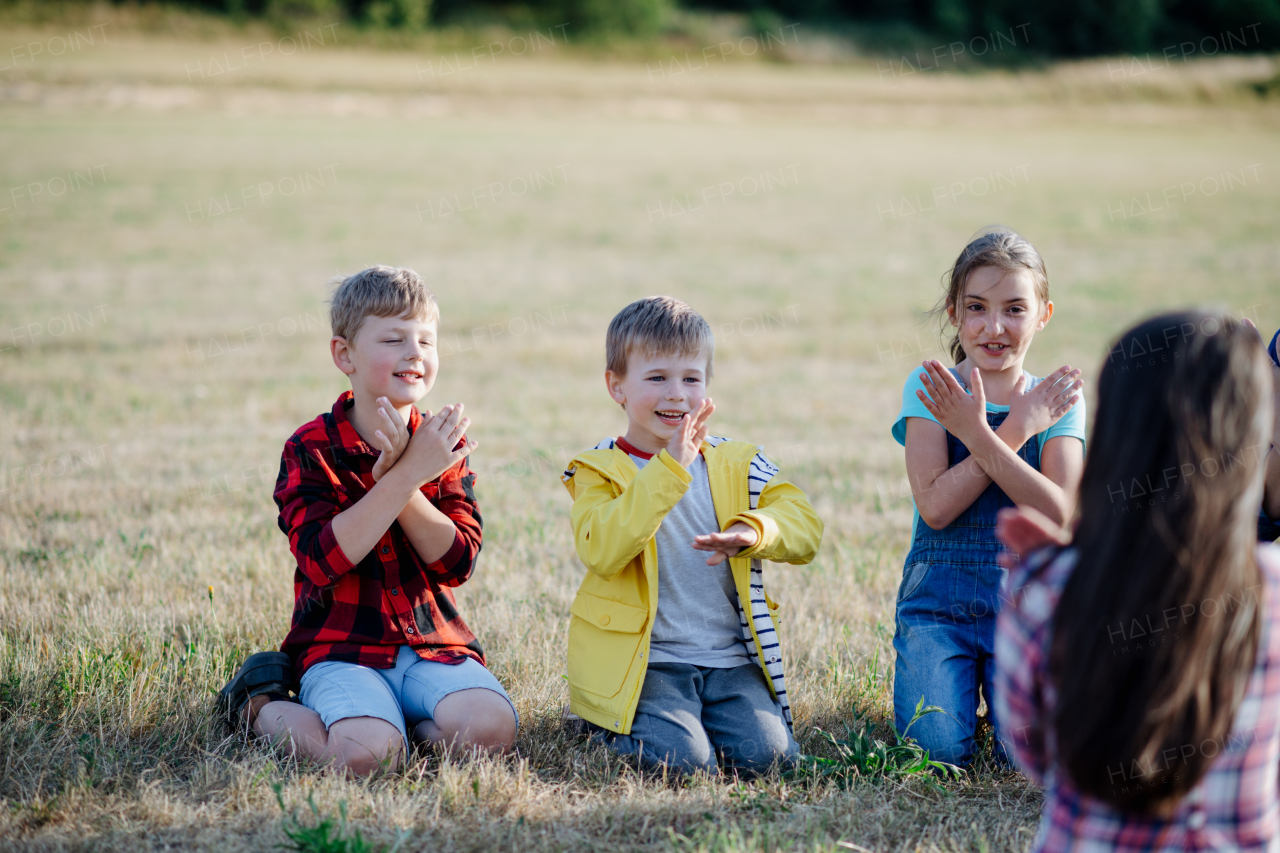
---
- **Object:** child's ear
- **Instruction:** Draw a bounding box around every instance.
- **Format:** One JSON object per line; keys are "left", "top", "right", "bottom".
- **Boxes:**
{"left": 946, "top": 301, "right": 959, "bottom": 328}
{"left": 605, "top": 370, "right": 626, "bottom": 407}
{"left": 1038, "top": 300, "right": 1055, "bottom": 330}
{"left": 331, "top": 336, "right": 356, "bottom": 376}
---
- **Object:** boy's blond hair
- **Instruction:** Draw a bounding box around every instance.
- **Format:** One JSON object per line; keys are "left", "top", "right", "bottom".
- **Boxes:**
{"left": 329, "top": 266, "right": 439, "bottom": 342}
{"left": 606, "top": 296, "right": 714, "bottom": 378}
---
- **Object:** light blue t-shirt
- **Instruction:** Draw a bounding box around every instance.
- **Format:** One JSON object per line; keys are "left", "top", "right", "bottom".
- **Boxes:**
{"left": 890, "top": 366, "right": 1087, "bottom": 537}
{"left": 890, "top": 366, "right": 1086, "bottom": 449}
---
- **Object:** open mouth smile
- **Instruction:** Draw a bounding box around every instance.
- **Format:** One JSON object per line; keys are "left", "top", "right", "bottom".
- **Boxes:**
{"left": 393, "top": 371, "right": 423, "bottom": 383}
{"left": 655, "top": 410, "right": 686, "bottom": 426}
{"left": 979, "top": 343, "right": 1010, "bottom": 355}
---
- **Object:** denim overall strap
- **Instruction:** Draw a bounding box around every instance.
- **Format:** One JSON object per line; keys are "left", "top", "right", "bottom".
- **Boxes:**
{"left": 891, "top": 407, "right": 1042, "bottom": 765}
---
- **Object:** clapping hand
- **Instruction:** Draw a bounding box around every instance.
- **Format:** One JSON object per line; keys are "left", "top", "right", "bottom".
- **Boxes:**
{"left": 917, "top": 360, "right": 990, "bottom": 448}
{"left": 1005, "top": 366, "right": 1082, "bottom": 445}
{"left": 397, "top": 403, "right": 477, "bottom": 487}
{"left": 666, "top": 398, "right": 715, "bottom": 469}
{"left": 995, "top": 506, "right": 1071, "bottom": 570}
{"left": 693, "top": 522, "right": 759, "bottom": 566}
{"left": 370, "top": 397, "right": 410, "bottom": 483}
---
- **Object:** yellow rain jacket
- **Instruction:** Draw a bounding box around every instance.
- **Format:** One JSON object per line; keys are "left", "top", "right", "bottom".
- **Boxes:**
{"left": 561, "top": 436, "right": 823, "bottom": 735}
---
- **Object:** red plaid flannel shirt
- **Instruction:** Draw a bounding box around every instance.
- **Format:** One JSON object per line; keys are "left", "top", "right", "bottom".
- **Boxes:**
{"left": 275, "top": 391, "right": 484, "bottom": 676}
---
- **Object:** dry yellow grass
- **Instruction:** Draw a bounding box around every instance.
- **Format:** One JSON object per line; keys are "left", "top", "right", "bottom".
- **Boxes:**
{"left": 0, "top": 10, "right": 1278, "bottom": 851}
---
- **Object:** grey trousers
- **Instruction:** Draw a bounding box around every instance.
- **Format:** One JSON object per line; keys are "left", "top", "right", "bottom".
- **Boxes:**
{"left": 591, "top": 661, "right": 799, "bottom": 775}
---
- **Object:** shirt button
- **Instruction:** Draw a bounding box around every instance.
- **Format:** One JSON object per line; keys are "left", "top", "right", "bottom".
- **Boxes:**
{"left": 599, "top": 615, "right": 611, "bottom": 626}
{"left": 381, "top": 546, "right": 390, "bottom": 554}
{"left": 390, "top": 589, "right": 399, "bottom": 596}
{"left": 406, "top": 626, "right": 415, "bottom": 634}
{"left": 1188, "top": 811, "right": 1206, "bottom": 830}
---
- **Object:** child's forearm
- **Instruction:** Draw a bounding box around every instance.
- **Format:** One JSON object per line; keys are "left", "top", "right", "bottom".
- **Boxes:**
{"left": 573, "top": 494, "right": 668, "bottom": 578}
{"left": 966, "top": 430, "right": 1072, "bottom": 526}
{"left": 914, "top": 454, "right": 992, "bottom": 530}
{"left": 733, "top": 487, "right": 823, "bottom": 564}
{"left": 396, "top": 491, "right": 460, "bottom": 564}
{"left": 330, "top": 466, "right": 419, "bottom": 566}
{"left": 571, "top": 454, "right": 689, "bottom": 577}
{"left": 912, "top": 421, "right": 1036, "bottom": 530}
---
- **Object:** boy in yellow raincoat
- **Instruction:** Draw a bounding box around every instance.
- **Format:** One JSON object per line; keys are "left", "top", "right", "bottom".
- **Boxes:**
{"left": 561, "top": 296, "right": 823, "bottom": 774}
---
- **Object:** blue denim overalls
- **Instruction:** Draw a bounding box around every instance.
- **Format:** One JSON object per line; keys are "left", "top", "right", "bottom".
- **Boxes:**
{"left": 892, "top": 392, "right": 1041, "bottom": 766}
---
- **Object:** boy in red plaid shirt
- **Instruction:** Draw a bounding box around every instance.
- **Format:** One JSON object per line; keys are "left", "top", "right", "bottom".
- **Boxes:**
{"left": 217, "top": 266, "right": 516, "bottom": 776}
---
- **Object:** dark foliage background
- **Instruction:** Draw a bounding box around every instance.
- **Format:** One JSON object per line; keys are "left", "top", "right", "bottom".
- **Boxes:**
{"left": 68, "top": 0, "right": 1280, "bottom": 53}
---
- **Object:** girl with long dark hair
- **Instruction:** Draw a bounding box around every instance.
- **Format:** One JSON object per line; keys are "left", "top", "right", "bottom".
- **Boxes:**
{"left": 995, "top": 311, "right": 1280, "bottom": 850}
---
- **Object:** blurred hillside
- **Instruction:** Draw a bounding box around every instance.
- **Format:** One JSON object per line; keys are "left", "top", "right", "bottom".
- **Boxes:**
{"left": 6, "top": 0, "right": 1280, "bottom": 58}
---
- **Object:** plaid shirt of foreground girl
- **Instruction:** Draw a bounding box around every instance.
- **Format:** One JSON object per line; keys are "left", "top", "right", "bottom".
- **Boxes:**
{"left": 996, "top": 543, "right": 1280, "bottom": 852}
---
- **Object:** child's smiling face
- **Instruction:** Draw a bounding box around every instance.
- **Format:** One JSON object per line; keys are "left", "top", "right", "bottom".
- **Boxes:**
{"left": 606, "top": 348, "right": 710, "bottom": 454}
{"left": 949, "top": 265, "right": 1052, "bottom": 373}
{"left": 334, "top": 313, "right": 439, "bottom": 410}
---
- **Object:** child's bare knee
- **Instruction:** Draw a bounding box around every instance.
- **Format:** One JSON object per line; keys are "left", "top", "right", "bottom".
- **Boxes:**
{"left": 337, "top": 746, "right": 402, "bottom": 777}
{"left": 465, "top": 706, "right": 517, "bottom": 751}
{"left": 433, "top": 690, "right": 516, "bottom": 752}
{"left": 327, "top": 717, "right": 403, "bottom": 776}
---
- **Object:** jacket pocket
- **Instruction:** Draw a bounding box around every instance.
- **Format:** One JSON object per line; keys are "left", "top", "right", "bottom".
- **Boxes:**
{"left": 568, "top": 592, "right": 648, "bottom": 699}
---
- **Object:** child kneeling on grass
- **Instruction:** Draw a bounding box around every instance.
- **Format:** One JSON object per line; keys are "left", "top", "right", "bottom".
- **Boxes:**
{"left": 892, "top": 227, "right": 1085, "bottom": 768}
{"left": 561, "top": 296, "right": 824, "bottom": 776}
{"left": 217, "top": 266, "right": 516, "bottom": 776}
{"left": 995, "top": 311, "right": 1280, "bottom": 851}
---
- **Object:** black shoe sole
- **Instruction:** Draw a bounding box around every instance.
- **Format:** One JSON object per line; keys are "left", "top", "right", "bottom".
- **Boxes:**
{"left": 216, "top": 651, "right": 295, "bottom": 730}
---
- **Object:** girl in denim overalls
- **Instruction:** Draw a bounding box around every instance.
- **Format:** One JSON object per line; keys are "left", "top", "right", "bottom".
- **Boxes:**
{"left": 890, "top": 228, "right": 1086, "bottom": 766}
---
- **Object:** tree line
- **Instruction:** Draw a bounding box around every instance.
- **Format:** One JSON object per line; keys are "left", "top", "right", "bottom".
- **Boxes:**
{"left": 117, "top": 0, "right": 1280, "bottom": 55}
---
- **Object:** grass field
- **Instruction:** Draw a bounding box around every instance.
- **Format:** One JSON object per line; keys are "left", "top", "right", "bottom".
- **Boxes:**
{"left": 0, "top": 10, "right": 1278, "bottom": 851}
